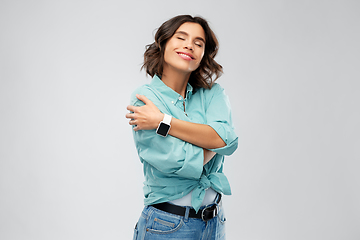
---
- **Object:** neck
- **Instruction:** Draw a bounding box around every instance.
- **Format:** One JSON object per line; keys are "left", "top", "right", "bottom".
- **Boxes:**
{"left": 161, "top": 65, "right": 190, "bottom": 98}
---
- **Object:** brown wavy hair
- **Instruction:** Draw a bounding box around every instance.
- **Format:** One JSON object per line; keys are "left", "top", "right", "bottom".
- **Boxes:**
{"left": 141, "top": 15, "right": 223, "bottom": 89}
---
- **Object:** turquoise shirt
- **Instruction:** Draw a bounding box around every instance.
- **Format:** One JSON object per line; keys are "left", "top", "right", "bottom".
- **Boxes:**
{"left": 130, "top": 75, "right": 238, "bottom": 212}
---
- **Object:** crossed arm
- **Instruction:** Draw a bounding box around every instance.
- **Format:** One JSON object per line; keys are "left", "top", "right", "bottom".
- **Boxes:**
{"left": 126, "top": 94, "right": 225, "bottom": 165}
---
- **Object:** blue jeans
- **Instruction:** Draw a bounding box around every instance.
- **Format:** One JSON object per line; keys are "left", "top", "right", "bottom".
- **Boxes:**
{"left": 133, "top": 204, "right": 226, "bottom": 240}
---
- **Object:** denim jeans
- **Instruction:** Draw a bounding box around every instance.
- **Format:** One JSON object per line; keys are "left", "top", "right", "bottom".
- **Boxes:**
{"left": 133, "top": 204, "right": 226, "bottom": 240}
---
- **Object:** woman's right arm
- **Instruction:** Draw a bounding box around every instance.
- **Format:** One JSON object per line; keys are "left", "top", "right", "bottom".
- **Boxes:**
{"left": 127, "top": 84, "right": 238, "bottom": 156}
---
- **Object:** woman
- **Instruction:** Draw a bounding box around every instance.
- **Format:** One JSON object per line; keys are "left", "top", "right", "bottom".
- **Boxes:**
{"left": 126, "top": 15, "right": 238, "bottom": 240}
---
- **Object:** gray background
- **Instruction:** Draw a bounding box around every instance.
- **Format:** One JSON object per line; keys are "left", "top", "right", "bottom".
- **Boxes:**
{"left": 1, "top": 0, "right": 359, "bottom": 239}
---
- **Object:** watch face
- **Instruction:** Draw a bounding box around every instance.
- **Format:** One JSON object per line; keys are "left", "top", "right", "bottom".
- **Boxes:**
{"left": 156, "top": 122, "right": 170, "bottom": 137}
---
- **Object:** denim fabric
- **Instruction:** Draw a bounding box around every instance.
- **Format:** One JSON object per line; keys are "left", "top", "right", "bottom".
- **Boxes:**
{"left": 133, "top": 205, "right": 226, "bottom": 240}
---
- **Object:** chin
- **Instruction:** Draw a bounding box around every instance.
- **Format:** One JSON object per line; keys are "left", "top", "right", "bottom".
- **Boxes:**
{"left": 165, "top": 58, "right": 199, "bottom": 74}
{"left": 176, "top": 63, "right": 199, "bottom": 73}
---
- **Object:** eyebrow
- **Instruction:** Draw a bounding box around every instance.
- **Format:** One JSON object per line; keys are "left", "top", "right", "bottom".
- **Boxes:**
{"left": 175, "top": 31, "right": 206, "bottom": 43}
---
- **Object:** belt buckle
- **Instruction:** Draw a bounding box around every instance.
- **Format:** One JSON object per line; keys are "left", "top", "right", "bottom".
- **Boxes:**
{"left": 201, "top": 204, "right": 219, "bottom": 221}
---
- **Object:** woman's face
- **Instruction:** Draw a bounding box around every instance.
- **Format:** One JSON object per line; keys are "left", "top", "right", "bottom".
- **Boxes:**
{"left": 163, "top": 22, "right": 206, "bottom": 74}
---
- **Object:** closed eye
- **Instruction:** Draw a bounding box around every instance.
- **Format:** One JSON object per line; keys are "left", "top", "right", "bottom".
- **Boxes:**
{"left": 195, "top": 42, "right": 203, "bottom": 48}
{"left": 177, "top": 37, "right": 185, "bottom": 40}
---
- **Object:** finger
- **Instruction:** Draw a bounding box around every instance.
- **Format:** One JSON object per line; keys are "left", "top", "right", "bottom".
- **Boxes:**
{"left": 127, "top": 105, "right": 137, "bottom": 112}
{"left": 125, "top": 113, "right": 135, "bottom": 119}
{"left": 129, "top": 119, "right": 137, "bottom": 125}
{"left": 136, "top": 94, "right": 151, "bottom": 105}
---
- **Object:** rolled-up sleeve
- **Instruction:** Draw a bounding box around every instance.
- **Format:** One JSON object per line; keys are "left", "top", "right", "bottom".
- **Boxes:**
{"left": 206, "top": 84, "right": 238, "bottom": 156}
{"left": 130, "top": 89, "right": 204, "bottom": 179}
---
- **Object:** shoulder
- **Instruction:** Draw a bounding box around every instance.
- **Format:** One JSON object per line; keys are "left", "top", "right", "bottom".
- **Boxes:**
{"left": 196, "top": 83, "right": 226, "bottom": 101}
{"left": 195, "top": 83, "right": 232, "bottom": 111}
{"left": 130, "top": 83, "right": 169, "bottom": 112}
{"left": 130, "top": 84, "right": 159, "bottom": 106}
{"left": 197, "top": 83, "right": 224, "bottom": 95}
{"left": 209, "top": 83, "right": 224, "bottom": 93}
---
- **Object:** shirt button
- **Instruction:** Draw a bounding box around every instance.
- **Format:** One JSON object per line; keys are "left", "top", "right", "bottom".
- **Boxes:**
{"left": 178, "top": 97, "right": 182, "bottom": 100}
{"left": 171, "top": 101, "right": 174, "bottom": 104}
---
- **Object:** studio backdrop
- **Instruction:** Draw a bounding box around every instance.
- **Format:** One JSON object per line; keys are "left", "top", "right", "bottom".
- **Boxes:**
{"left": 0, "top": 0, "right": 359, "bottom": 240}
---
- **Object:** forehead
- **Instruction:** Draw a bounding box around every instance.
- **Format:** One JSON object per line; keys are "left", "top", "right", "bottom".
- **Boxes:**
{"left": 175, "top": 22, "right": 205, "bottom": 41}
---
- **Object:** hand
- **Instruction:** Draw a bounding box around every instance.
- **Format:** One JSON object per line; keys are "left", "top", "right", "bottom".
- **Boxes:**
{"left": 126, "top": 94, "right": 164, "bottom": 131}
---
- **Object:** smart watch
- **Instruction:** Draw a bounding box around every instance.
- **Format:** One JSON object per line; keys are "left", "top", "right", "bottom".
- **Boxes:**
{"left": 156, "top": 114, "right": 172, "bottom": 137}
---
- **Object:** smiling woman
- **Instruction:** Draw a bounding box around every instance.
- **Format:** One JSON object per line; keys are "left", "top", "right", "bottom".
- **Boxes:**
{"left": 162, "top": 22, "right": 205, "bottom": 82}
{"left": 141, "top": 15, "right": 223, "bottom": 90}
{"left": 126, "top": 15, "right": 238, "bottom": 240}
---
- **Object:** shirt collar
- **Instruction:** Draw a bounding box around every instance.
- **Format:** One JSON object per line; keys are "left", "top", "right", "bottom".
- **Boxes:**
{"left": 150, "top": 75, "right": 193, "bottom": 102}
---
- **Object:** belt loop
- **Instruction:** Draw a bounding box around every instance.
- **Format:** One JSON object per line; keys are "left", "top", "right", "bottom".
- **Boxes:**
{"left": 214, "top": 193, "right": 221, "bottom": 213}
{"left": 184, "top": 206, "right": 190, "bottom": 222}
{"left": 215, "top": 193, "right": 221, "bottom": 203}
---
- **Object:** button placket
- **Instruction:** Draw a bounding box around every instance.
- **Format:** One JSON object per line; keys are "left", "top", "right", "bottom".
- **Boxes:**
{"left": 183, "top": 101, "right": 188, "bottom": 117}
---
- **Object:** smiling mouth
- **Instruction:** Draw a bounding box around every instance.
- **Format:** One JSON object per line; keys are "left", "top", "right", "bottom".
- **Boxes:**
{"left": 177, "top": 52, "right": 194, "bottom": 60}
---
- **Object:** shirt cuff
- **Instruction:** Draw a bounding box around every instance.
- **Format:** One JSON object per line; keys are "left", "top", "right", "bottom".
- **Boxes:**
{"left": 208, "top": 122, "right": 238, "bottom": 156}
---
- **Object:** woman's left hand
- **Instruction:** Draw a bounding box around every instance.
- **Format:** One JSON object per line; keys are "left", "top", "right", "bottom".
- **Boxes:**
{"left": 126, "top": 94, "right": 164, "bottom": 131}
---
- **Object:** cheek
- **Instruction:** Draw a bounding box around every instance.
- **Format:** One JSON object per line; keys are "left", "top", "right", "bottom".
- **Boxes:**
{"left": 162, "top": 42, "right": 172, "bottom": 63}
{"left": 194, "top": 52, "right": 204, "bottom": 66}
{"left": 199, "top": 51, "right": 205, "bottom": 61}
{"left": 163, "top": 49, "right": 173, "bottom": 64}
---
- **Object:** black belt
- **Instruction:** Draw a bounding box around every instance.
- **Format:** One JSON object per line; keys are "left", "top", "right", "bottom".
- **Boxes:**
{"left": 151, "top": 194, "right": 222, "bottom": 222}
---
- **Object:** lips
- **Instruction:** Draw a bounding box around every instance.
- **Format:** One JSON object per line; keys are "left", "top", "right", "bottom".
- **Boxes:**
{"left": 176, "top": 51, "right": 194, "bottom": 60}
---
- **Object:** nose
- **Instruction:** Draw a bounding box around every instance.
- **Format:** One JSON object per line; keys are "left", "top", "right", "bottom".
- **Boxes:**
{"left": 184, "top": 41, "right": 194, "bottom": 51}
